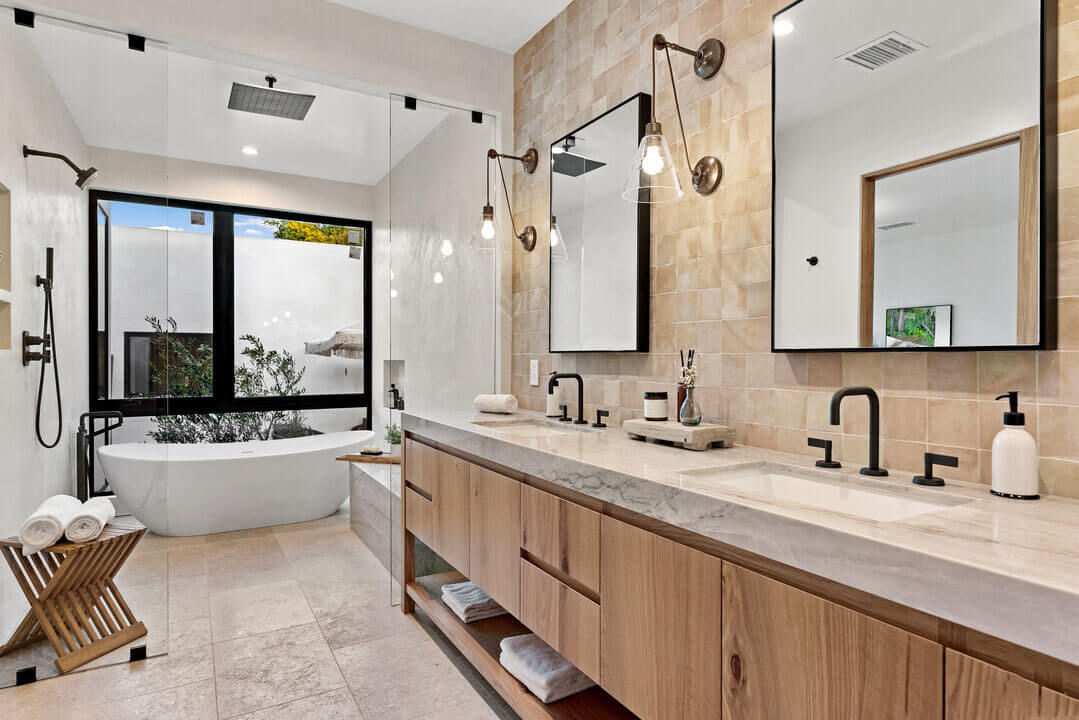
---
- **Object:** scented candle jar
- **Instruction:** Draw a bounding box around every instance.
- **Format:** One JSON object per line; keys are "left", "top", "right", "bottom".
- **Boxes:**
{"left": 643, "top": 391, "right": 669, "bottom": 421}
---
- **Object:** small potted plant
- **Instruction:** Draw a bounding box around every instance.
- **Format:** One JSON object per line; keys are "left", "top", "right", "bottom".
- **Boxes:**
{"left": 385, "top": 423, "right": 402, "bottom": 457}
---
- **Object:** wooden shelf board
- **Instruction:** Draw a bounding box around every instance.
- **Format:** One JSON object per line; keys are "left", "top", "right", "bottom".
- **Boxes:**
{"left": 336, "top": 453, "right": 400, "bottom": 465}
{"left": 408, "top": 572, "right": 635, "bottom": 720}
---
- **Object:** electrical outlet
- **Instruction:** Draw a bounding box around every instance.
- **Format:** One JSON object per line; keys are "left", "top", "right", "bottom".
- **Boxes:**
{"left": 529, "top": 360, "right": 539, "bottom": 386}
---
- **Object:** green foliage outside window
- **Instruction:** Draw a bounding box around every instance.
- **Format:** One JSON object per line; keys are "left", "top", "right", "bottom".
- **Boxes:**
{"left": 263, "top": 219, "right": 360, "bottom": 246}
{"left": 143, "top": 316, "right": 311, "bottom": 443}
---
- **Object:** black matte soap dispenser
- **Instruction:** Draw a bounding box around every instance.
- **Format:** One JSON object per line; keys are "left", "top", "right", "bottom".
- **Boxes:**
{"left": 990, "top": 391, "right": 1039, "bottom": 500}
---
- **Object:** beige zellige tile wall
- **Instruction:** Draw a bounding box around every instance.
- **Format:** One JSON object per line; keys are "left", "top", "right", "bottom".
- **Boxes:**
{"left": 511, "top": 0, "right": 1079, "bottom": 497}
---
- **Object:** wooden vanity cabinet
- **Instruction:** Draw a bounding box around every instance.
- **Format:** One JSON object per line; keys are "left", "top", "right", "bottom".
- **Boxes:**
{"left": 468, "top": 465, "right": 520, "bottom": 616}
{"left": 722, "top": 562, "right": 943, "bottom": 720}
{"left": 403, "top": 439, "right": 470, "bottom": 574}
{"left": 1042, "top": 688, "right": 1079, "bottom": 716}
{"left": 599, "top": 516, "right": 724, "bottom": 720}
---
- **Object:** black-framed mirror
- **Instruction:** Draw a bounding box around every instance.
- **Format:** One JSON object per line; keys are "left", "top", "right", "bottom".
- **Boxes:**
{"left": 771, "top": 0, "right": 1048, "bottom": 351}
{"left": 549, "top": 93, "right": 651, "bottom": 353}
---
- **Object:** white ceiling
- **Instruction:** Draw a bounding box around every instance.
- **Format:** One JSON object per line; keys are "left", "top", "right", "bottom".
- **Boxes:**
{"left": 324, "top": 0, "right": 571, "bottom": 53}
{"left": 774, "top": 0, "right": 1039, "bottom": 131}
{"left": 875, "top": 141, "right": 1020, "bottom": 240}
{"left": 30, "top": 19, "right": 451, "bottom": 186}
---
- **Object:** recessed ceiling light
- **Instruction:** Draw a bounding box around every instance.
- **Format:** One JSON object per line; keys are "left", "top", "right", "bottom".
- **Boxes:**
{"left": 241, "top": 145, "right": 259, "bottom": 156}
{"left": 773, "top": 18, "right": 794, "bottom": 37}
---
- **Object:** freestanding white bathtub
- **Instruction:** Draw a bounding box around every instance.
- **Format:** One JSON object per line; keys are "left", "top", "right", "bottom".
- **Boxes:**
{"left": 97, "top": 430, "right": 372, "bottom": 536}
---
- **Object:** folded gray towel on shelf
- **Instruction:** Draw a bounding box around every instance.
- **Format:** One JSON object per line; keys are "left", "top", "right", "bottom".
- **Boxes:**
{"left": 499, "top": 633, "right": 596, "bottom": 703}
{"left": 442, "top": 581, "right": 507, "bottom": 623}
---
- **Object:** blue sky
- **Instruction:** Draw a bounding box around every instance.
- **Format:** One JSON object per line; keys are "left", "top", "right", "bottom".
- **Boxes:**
{"left": 109, "top": 201, "right": 276, "bottom": 239}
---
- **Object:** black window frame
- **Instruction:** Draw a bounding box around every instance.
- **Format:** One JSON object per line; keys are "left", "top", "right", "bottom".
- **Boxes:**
{"left": 89, "top": 189, "right": 373, "bottom": 430}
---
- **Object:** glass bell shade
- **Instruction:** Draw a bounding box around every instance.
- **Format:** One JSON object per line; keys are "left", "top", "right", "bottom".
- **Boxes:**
{"left": 622, "top": 123, "right": 683, "bottom": 203}
{"left": 549, "top": 216, "right": 569, "bottom": 262}
{"left": 469, "top": 204, "right": 507, "bottom": 253}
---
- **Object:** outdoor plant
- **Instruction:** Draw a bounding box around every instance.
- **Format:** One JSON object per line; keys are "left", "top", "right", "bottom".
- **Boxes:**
{"left": 384, "top": 423, "right": 402, "bottom": 446}
{"left": 144, "top": 316, "right": 310, "bottom": 443}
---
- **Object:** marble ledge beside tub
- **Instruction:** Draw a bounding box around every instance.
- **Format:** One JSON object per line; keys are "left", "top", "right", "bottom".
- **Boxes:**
{"left": 403, "top": 408, "right": 1079, "bottom": 666}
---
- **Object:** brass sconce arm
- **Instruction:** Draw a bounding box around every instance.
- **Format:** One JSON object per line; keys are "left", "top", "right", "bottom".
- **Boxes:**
{"left": 486, "top": 147, "right": 538, "bottom": 251}
{"left": 650, "top": 34, "right": 725, "bottom": 196}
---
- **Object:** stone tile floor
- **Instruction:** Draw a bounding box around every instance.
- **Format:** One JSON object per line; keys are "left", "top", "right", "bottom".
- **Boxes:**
{"left": 0, "top": 509, "right": 518, "bottom": 720}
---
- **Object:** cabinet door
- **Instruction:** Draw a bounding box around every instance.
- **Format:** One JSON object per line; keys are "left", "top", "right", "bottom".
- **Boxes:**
{"left": 723, "top": 562, "right": 942, "bottom": 720}
{"left": 468, "top": 465, "right": 520, "bottom": 616}
{"left": 1042, "top": 688, "right": 1079, "bottom": 717}
{"left": 599, "top": 516, "right": 724, "bottom": 720}
{"left": 405, "top": 439, "right": 469, "bottom": 573}
{"left": 944, "top": 650, "right": 1039, "bottom": 720}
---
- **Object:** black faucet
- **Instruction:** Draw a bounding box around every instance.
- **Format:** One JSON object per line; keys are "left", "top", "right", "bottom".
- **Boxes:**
{"left": 548, "top": 373, "right": 588, "bottom": 425}
{"left": 829, "top": 386, "right": 887, "bottom": 477}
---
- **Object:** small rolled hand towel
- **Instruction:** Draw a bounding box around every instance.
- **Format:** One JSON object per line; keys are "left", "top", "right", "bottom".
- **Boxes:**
{"left": 473, "top": 394, "right": 519, "bottom": 414}
{"left": 65, "top": 497, "right": 116, "bottom": 543}
{"left": 19, "top": 495, "right": 83, "bottom": 555}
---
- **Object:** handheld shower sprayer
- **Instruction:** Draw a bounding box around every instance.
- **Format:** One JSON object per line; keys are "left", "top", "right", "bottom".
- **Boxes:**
{"left": 23, "top": 248, "right": 62, "bottom": 448}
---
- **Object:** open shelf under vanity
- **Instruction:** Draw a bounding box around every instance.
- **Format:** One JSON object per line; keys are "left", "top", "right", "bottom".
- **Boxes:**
{"left": 407, "top": 572, "right": 635, "bottom": 720}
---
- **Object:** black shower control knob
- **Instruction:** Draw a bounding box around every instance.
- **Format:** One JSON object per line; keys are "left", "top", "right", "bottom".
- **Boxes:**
{"left": 806, "top": 256, "right": 819, "bottom": 266}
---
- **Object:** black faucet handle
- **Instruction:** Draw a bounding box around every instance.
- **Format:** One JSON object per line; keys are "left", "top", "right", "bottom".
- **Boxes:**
{"left": 558, "top": 404, "right": 570, "bottom": 422}
{"left": 592, "top": 409, "right": 610, "bottom": 428}
{"left": 914, "top": 452, "right": 958, "bottom": 487}
{"left": 808, "top": 437, "right": 840, "bottom": 469}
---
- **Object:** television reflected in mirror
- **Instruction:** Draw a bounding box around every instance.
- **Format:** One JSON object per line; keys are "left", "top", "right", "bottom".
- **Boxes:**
{"left": 549, "top": 93, "right": 650, "bottom": 353}
{"left": 771, "top": 0, "right": 1047, "bottom": 351}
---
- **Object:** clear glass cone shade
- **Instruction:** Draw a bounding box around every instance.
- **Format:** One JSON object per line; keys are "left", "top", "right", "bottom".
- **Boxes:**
{"left": 623, "top": 132, "right": 683, "bottom": 203}
{"left": 550, "top": 222, "right": 568, "bottom": 261}
{"left": 469, "top": 211, "right": 507, "bottom": 253}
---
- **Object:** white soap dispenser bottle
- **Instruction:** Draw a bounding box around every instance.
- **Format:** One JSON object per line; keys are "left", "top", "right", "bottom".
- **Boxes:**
{"left": 991, "top": 391, "right": 1039, "bottom": 500}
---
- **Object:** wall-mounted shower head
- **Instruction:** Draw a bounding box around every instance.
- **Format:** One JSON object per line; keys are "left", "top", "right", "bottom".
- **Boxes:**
{"left": 23, "top": 146, "right": 98, "bottom": 189}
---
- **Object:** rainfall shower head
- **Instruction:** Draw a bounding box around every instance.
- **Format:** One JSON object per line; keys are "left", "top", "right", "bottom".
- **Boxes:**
{"left": 228, "top": 75, "right": 315, "bottom": 120}
{"left": 23, "top": 146, "right": 98, "bottom": 189}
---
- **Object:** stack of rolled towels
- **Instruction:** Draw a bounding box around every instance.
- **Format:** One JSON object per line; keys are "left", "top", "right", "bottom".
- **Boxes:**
{"left": 473, "top": 394, "right": 518, "bottom": 414}
{"left": 499, "top": 633, "right": 596, "bottom": 703}
{"left": 441, "top": 580, "right": 507, "bottom": 623}
{"left": 19, "top": 495, "right": 116, "bottom": 555}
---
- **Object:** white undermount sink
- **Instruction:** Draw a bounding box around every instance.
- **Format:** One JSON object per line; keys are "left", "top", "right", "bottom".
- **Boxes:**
{"left": 678, "top": 462, "right": 970, "bottom": 522}
{"left": 470, "top": 417, "right": 590, "bottom": 438}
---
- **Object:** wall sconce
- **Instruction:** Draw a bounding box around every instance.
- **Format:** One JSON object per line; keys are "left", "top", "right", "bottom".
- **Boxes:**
{"left": 471, "top": 147, "right": 538, "bottom": 253}
{"left": 623, "top": 34, "right": 725, "bottom": 203}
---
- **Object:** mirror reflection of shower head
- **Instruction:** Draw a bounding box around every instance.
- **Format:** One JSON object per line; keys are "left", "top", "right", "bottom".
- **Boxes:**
{"left": 22, "top": 146, "right": 99, "bottom": 189}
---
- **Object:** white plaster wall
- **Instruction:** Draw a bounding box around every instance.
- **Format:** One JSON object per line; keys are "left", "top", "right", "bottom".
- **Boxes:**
{"left": 371, "top": 110, "right": 498, "bottom": 437}
{"left": 89, "top": 148, "right": 375, "bottom": 221}
{"left": 0, "top": 20, "right": 90, "bottom": 636}
{"left": 873, "top": 222, "right": 1018, "bottom": 347}
{"left": 774, "top": 29, "right": 1039, "bottom": 348}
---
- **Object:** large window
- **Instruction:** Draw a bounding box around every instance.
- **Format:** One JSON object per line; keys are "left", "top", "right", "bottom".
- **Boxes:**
{"left": 89, "top": 191, "right": 372, "bottom": 431}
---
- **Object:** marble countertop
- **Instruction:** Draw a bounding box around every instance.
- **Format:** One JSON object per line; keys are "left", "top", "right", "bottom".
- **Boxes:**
{"left": 403, "top": 408, "right": 1079, "bottom": 666}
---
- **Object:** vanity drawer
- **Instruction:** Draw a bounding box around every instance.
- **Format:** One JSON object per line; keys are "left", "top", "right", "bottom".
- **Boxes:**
{"left": 520, "top": 485, "right": 600, "bottom": 594}
{"left": 404, "top": 486, "right": 434, "bottom": 545}
{"left": 404, "top": 438, "right": 437, "bottom": 496}
{"left": 519, "top": 557, "right": 600, "bottom": 682}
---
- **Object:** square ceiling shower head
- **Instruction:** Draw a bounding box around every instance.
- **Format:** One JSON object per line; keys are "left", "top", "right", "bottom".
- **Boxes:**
{"left": 228, "top": 76, "right": 315, "bottom": 121}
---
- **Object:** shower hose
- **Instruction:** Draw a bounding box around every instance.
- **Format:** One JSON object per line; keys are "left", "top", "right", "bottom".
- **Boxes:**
{"left": 35, "top": 276, "right": 62, "bottom": 448}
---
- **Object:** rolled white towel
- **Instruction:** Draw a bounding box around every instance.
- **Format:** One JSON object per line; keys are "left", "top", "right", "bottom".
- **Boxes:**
{"left": 65, "top": 497, "right": 116, "bottom": 543}
{"left": 499, "top": 634, "right": 595, "bottom": 703}
{"left": 473, "top": 394, "right": 519, "bottom": 414}
{"left": 19, "top": 495, "right": 83, "bottom": 555}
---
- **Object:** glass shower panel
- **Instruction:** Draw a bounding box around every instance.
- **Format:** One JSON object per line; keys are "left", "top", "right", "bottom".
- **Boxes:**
{"left": 0, "top": 14, "right": 170, "bottom": 688}
{"left": 385, "top": 96, "right": 499, "bottom": 604}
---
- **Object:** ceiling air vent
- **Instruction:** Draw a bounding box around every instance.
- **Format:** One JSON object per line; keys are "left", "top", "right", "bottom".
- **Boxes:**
{"left": 877, "top": 221, "right": 916, "bottom": 231}
{"left": 839, "top": 32, "right": 926, "bottom": 71}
